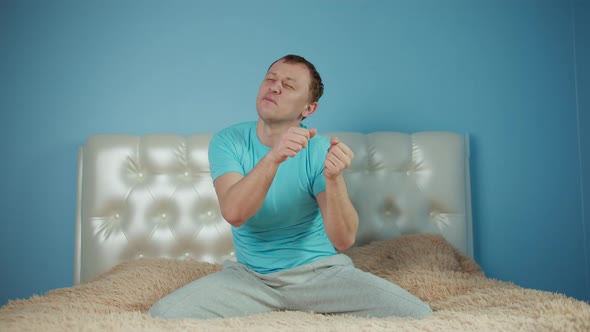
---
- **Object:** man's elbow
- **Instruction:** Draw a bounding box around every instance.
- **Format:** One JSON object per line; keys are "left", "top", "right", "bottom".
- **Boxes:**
{"left": 220, "top": 208, "right": 247, "bottom": 227}
{"left": 333, "top": 236, "right": 356, "bottom": 252}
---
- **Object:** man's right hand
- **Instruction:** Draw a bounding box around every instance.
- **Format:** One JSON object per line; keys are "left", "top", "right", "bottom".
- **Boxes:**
{"left": 268, "top": 127, "right": 317, "bottom": 164}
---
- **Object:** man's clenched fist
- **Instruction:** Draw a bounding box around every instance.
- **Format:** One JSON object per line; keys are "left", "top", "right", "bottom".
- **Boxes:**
{"left": 324, "top": 137, "right": 354, "bottom": 179}
{"left": 269, "top": 127, "right": 317, "bottom": 164}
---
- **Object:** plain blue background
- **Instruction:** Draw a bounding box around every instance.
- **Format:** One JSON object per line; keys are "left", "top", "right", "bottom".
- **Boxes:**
{"left": 1, "top": 0, "right": 588, "bottom": 305}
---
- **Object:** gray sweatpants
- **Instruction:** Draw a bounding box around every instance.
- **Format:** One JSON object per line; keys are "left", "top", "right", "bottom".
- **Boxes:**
{"left": 148, "top": 254, "right": 432, "bottom": 319}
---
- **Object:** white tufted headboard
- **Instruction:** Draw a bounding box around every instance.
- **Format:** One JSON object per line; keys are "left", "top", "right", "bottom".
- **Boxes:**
{"left": 74, "top": 132, "right": 472, "bottom": 284}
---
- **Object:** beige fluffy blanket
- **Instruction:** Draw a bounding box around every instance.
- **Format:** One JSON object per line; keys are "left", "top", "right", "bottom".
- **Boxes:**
{"left": 1, "top": 234, "right": 589, "bottom": 331}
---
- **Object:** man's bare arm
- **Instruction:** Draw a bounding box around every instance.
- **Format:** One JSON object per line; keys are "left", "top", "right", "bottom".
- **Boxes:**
{"left": 213, "top": 155, "right": 280, "bottom": 227}
{"left": 214, "top": 127, "right": 316, "bottom": 227}
{"left": 317, "top": 137, "right": 358, "bottom": 251}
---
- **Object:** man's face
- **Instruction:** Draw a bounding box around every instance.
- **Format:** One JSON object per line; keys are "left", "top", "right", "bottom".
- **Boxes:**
{"left": 256, "top": 60, "right": 314, "bottom": 123}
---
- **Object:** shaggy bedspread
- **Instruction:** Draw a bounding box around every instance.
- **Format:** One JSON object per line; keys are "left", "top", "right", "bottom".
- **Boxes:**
{"left": 1, "top": 234, "right": 589, "bottom": 331}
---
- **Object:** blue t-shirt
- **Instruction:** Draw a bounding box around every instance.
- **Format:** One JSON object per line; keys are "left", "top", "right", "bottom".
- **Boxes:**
{"left": 208, "top": 121, "right": 337, "bottom": 274}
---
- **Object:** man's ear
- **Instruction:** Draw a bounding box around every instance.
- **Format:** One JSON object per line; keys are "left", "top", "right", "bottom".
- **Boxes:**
{"left": 302, "top": 102, "right": 318, "bottom": 118}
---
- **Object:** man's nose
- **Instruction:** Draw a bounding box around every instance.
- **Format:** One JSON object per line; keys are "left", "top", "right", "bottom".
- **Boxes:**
{"left": 269, "top": 81, "right": 281, "bottom": 93}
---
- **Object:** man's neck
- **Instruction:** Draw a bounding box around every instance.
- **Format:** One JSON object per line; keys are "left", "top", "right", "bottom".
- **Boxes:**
{"left": 256, "top": 118, "right": 301, "bottom": 148}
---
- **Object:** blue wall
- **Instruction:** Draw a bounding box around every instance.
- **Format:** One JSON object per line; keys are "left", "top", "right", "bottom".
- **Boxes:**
{"left": 1, "top": 0, "right": 588, "bottom": 305}
{"left": 574, "top": 0, "right": 590, "bottom": 302}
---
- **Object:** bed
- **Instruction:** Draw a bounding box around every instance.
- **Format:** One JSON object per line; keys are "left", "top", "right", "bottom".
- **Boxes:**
{"left": 1, "top": 131, "right": 588, "bottom": 331}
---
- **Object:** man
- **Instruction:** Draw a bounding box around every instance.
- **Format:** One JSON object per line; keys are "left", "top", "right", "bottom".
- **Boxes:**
{"left": 148, "top": 55, "right": 432, "bottom": 319}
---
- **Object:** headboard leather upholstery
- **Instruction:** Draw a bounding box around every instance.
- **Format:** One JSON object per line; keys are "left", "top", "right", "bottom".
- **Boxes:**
{"left": 75, "top": 132, "right": 472, "bottom": 284}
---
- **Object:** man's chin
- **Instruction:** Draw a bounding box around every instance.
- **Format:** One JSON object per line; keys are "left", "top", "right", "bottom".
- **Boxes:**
{"left": 257, "top": 105, "right": 278, "bottom": 116}
{"left": 259, "top": 99, "right": 278, "bottom": 109}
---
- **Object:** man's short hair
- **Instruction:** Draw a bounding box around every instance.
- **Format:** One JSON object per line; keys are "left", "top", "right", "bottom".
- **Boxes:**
{"left": 269, "top": 54, "right": 324, "bottom": 103}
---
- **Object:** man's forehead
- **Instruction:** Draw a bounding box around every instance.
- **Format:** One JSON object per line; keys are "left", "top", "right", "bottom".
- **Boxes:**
{"left": 266, "top": 62, "right": 310, "bottom": 81}
{"left": 267, "top": 71, "right": 297, "bottom": 82}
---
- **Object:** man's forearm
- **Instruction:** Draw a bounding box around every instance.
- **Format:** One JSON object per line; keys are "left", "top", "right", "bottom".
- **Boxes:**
{"left": 322, "top": 175, "right": 359, "bottom": 251}
{"left": 219, "top": 154, "right": 280, "bottom": 227}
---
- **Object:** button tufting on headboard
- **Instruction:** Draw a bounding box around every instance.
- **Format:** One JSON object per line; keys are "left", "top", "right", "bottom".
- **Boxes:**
{"left": 74, "top": 131, "right": 472, "bottom": 284}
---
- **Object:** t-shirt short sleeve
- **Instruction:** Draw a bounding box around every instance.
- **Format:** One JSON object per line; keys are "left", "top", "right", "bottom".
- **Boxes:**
{"left": 208, "top": 129, "right": 245, "bottom": 182}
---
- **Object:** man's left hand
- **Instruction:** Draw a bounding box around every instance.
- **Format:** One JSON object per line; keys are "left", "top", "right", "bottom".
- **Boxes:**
{"left": 324, "top": 137, "right": 354, "bottom": 179}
